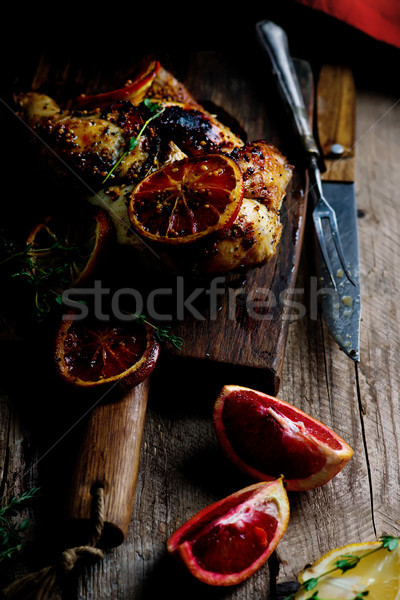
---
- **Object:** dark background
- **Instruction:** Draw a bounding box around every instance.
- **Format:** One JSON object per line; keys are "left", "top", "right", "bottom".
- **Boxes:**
{"left": 4, "top": 0, "right": 400, "bottom": 95}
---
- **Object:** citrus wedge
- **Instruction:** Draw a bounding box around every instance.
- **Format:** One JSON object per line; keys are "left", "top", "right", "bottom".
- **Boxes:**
{"left": 128, "top": 154, "right": 243, "bottom": 245}
{"left": 26, "top": 207, "right": 113, "bottom": 289}
{"left": 213, "top": 385, "right": 353, "bottom": 491}
{"left": 55, "top": 314, "right": 160, "bottom": 388}
{"left": 294, "top": 540, "right": 400, "bottom": 599}
{"left": 75, "top": 56, "right": 160, "bottom": 109}
{"left": 167, "top": 477, "right": 289, "bottom": 586}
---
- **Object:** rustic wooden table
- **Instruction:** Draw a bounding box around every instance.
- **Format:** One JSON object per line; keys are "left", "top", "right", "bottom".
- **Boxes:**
{"left": 1, "top": 6, "right": 400, "bottom": 599}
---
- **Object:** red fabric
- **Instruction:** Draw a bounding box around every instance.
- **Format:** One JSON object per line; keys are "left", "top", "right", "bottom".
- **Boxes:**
{"left": 295, "top": 0, "right": 400, "bottom": 48}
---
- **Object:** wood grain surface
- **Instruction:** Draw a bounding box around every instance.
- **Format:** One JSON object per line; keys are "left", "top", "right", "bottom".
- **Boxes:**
{"left": 317, "top": 64, "right": 356, "bottom": 182}
{"left": 65, "top": 379, "right": 150, "bottom": 548}
{"left": 1, "top": 36, "right": 400, "bottom": 600}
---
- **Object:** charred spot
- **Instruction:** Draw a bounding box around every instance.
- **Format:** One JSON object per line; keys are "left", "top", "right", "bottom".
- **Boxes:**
{"left": 156, "top": 105, "right": 222, "bottom": 155}
{"left": 241, "top": 233, "right": 256, "bottom": 250}
{"left": 242, "top": 167, "right": 255, "bottom": 181}
{"left": 250, "top": 145, "right": 265, "bottom": 158}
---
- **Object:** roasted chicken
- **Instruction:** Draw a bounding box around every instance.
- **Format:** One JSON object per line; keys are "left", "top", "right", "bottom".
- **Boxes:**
{"left": 16, "top": 57, "right": 293, "bottom": 275}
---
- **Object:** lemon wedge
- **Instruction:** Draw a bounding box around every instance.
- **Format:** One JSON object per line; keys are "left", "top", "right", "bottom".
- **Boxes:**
{"left": 295, "top": 541, "right": 400, "bottom": 600}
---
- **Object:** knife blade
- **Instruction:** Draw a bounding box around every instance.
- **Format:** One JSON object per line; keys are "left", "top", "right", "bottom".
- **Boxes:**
{"left": 315, "top": 65, "right": 361, "bottom": 361}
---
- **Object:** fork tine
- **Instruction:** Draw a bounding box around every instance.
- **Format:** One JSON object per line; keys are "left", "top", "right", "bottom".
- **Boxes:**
{"left": 313, "top": 213, "right": 337, "bottom": 290}
{"left": 326, "top": 210, "right": 356, "bottom": 286}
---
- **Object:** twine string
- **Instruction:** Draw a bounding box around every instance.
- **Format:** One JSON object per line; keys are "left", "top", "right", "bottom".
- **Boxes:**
{"left": 1, "top": 485, "right": 105, "bottom": 600}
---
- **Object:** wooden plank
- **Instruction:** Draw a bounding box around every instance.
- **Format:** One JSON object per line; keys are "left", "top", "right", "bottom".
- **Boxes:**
{"left": 273, "top": 83, "right": 400, "bottom": 596}
{"left": 272, "top": 242, "right": 374, "bottom": 596}
{"left": 353, "top": 89, "right": 400, "bottom": 538}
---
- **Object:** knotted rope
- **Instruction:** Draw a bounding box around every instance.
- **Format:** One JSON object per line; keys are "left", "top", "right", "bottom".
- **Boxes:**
{"left": 2, "top": 486, "right": 105, "bottom": 600}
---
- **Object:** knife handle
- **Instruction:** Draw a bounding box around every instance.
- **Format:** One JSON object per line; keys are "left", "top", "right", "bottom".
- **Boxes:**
{"left": 316, "top": 65, "right": 356, "bottom": 182}
{"left": 65, "top": 379, "right": 149, "bottom": 547}
{"left": 255, "top": 20, "right": 320, "bottom": 160}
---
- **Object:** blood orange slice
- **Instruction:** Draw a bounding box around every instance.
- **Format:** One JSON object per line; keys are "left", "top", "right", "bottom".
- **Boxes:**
{"left": 75, "top": 56, "right": 160, "bottom": 110}
{"left": 55, "top": 315, "right": 160, "bottom": 389}
{"left": 167, "top": 478, "right": 289, "bottom": 586}
{"left": 214, "top": 385, "right": 353, "bottom": 492}
{"left": 128, "top": 154, "right": 243, "bottom": 245}
{"left": 26, "top": 207, "right": 113, "bottom": 288}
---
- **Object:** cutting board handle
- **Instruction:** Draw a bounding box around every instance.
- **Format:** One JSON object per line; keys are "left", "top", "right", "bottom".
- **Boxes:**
{"left": 65, "top": 378, "right": 149, "bottom": 547}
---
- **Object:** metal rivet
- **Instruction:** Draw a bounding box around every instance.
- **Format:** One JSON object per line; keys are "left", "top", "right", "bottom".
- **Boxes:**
{"left": 330, "top": 143, "right": 344, "bottom": 156}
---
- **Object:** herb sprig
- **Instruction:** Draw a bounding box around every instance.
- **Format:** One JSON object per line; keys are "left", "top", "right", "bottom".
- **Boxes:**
{"left": 0, "top": 487, "right": 41, "bottom": 562}
{"left": 131, "top": 313, "right": 183, "bottom": 350}
{"left": 102, "top": 99, "right": 165, "bottom": 184}
{"left": 0, "top": 234, "right": 77, "bottom": 320}
{"left": 284, "top": 535, "right": 399, "bottom": 600}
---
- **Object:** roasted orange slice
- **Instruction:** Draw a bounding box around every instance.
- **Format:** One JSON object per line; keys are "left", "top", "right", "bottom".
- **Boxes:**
{"left": 26, "top": 207, "right": 113, "bottom": 289}
{"left": 214, "top": 385, "right": 353, "bottom": 491}
{"left": 75, "top": 56, "right": 160, "bottom": 110}
{"left": 167, "top": 478, "right": 289, "bottom": 586}
{"left": 128, "top": 154, "right": 243, "bottom": 245}
{"left": 55, "top": 315, "right": 160, "bottom": 388}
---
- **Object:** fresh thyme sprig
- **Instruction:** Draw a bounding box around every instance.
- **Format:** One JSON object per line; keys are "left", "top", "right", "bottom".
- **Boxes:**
{"left": 284, "top": 535, "right": 400, "bottom": 600}
{"left": 0, "top": 234, "right": 80, "bottom": 320}
{"left": 0, "top": 487, "right": 41, "bottom": 562}
{"left": 102, "top": 99, "right": 165, "bottom": 184}
{"left": 130, "top": 313, "right": 183, "bottom": 350}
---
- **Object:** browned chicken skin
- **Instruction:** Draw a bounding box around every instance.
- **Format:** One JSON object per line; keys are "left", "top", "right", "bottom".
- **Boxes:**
{"left": 231, "top": 141, "right": 293, "bottom": 211}
{"left": 16, "top": 61, "right": 293, "bottom": 275}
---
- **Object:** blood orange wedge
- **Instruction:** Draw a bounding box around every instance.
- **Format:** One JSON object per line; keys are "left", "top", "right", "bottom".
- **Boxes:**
{"left": 167, "top": 477, "right": 289, "bottom": 586}
{"left": 214, "top": 385, "right": 353, "bottom": 492}
{"left": 55, "top": 314, "right": 160, "bottom": 389}
{"left": 26, "top": 207, "right": 113, "bottom": 289}
{"left": 75, "top": 56, "right": 160, "bottom": 109}
{"left": 128, "top": 154, "right": 243, "bottom": 245}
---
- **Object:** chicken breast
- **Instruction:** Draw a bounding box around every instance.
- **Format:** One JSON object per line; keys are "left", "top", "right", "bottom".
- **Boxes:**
{"left": 199, "top": 198, "right": 283, "bottom": 273}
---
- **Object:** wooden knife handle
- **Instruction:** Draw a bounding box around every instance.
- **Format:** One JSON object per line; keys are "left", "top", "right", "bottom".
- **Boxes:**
{"left": 317, "top": 65, "right": 356, "bottom": 182}
{"left": 65, "top": 379, "right": 149, "bottom": 547}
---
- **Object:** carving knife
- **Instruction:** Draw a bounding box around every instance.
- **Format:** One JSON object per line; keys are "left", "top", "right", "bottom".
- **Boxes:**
{"left": 314, "top": 65, "right": 361, "bottom": 362}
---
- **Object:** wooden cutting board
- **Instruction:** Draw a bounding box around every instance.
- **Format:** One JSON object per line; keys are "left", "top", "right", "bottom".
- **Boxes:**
{"left": 8, "top": 50, "right": 312, "bottom": 548}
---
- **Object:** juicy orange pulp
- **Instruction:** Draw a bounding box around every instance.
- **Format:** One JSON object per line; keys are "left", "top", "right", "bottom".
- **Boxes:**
{"left": 61, "top": 322, "right": 148, "bottom": 382}
{"left": 55, "top": 315, "right": 160, "bottom": 388}
{"left": 214, "top": 385, "right": 353, "bottom": 491}
{"left": 167, "top": 478, "right": 289, "bottom": 586}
